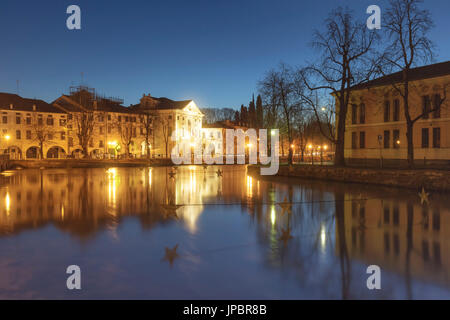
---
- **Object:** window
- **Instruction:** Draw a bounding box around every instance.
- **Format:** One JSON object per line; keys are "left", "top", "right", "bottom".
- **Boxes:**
{"left": 26, "top": 130, "right": 31, "bottom": 140}
{"left": 393, "top": 99, "right": 400, "bottom": 121}
{"left": 89, "top": 139, "right": 94, "bottom": 148}
{"left": 168, "top": 115, "right": 172, "bottom": 120}
{"left": 59, "top": 119, "right": 66, "bottom": 126}
{"left": 99, "top": 140, "right": 104, "bottom": 148}
{"left": 48, "top": 133, "right": 53, "bottom": 140}
{"left": 99, "top": 126, "right": 104, "bottom": 134}
{"left": 384, "top": 101, "right": 390, "bottom": 122}
{"left": 433, "top": 94, "right": 441, "bottom": 119}
{"left": 422, "top": 128, "right": 429, "bottom": 148}
{"left": 352, "top": 132, "right": 357, "bottom": 149}
{"left": 68, "top": 114, "right": 73, "bottom": 120}
{"left": 47, "top": 116, "right": 54, "bottom": 125}
{"left": 359, "top": 104, "right": 365, "bottom": 124}
{"left": 16, "top": 130, "right": 21, "bottom": 140}
{"left": 2, "top": 115, "right": 7, "bottom": 124}
{"left": 108, "top": 126, "right": 111, "bottom": 134}
{"left": 68, "top": 137, "right": 74, "bottom": 147}
{"left": 26, "top": 115, "right": 31, "bottom": 125}
{"left": 61, "top": 132, "right": 66, "bottom": 140}
{"left": 433, "top": 127, "right": 441, "bottom": 148}
{"left": 393, "top": 130, "right": 400, "bottom": 149}
{"left": 118, "top": 116, "right": 122, "bottom": 122}
{"left": 132, "top": 127, "right": 137, "bottom": 137}
{"left": 16, "top": 114, "right": 21, "bottom": 124}
{"left": 359, "top": 132, "right": 365, "bottom": 149}
{"left": 140, "top": 127, "right": 144, "bottom": 135}
{"left": 422, "top": 96, "right": 431, "bottom": 119}
{"left": 384, "top": 130, "right": 390, "bottom": 149}
{"left": 351, "top": 104, "right": 357, "bottom": 124}
{"left": 38, "top": 115, "right": 43, "bottom": 125}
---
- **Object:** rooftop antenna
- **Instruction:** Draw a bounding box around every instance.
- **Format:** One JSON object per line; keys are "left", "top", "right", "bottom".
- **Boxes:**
{"left": 16, "top": 80, "right": 19, "bottom": 95}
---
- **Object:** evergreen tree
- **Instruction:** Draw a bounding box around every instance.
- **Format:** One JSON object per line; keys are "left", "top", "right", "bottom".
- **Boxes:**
{"left": 234, "top": 110, "right": 240, "bottom": 123}
{"left": 248, "top": 94, "right": 256, "bottom": 127}
{"left": 256, "top": 94, "right": 263, "bottom": 128}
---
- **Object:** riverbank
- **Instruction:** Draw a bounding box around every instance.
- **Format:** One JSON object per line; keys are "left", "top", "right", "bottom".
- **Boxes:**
{"left": 248, "top": 164, "right": 450, "bottom": 192}
{"left": 6, "top": 158, "right": 173, "bottom": 170}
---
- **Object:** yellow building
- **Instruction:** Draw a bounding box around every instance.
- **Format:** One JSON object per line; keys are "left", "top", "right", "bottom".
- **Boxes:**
{"left": 342, "top": 61, "right": 450, "bottom": 165}
{"left": 0, "top": 87, "right": 230, "bottom": 161}
{"left": 130, "top": 93, "right": 204, "bottom": 158}
{"left": 0, "top": 93, "right": 68, "bottom": 159}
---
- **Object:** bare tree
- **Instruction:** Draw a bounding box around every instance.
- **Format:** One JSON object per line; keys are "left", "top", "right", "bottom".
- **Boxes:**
{"left": 31, "top": 113, "right": 56, "bottom": 159}
{"left": 139, "top": 112, "right": 153, "bottom": 159}
{"left": 379, "top": 0, "right": 447, "bottom": 168}
{"left": 259, "top": 64, "right": 306, "bottom": 164}
{"left": 73, "top": 111, "right": 96, "bottom": 158}
{"left": 155, "top": 115, "right": 172, "bottom": 158}
{"left": 116, "top": 119, "right": 135, "bottom": 158}
{"left": 300, "top": 7, "right": 378, "bottom": 166}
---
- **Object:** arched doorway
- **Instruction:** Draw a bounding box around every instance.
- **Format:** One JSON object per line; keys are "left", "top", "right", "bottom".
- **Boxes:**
{"left": 71, "top": 149, "right": 84, "bottom": 159}
{"left": 90, "top": 149, "right": 103, "bottom": 159}
{"left": 26, "top": 146, "right": 40, "bottom": 159}
{"left": 7, "top": 146, "right": 22, "bottom": 160}
{"left": 47, "top": 146, "right": 66, "bottom": 159}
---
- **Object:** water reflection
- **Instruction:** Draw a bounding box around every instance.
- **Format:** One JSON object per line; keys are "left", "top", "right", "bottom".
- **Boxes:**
{"left": 0, "top": 166, "right": 449, "bottom": 299}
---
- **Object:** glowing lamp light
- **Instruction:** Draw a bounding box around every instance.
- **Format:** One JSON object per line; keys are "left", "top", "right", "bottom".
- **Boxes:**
{"left": 290, "top": 144, "right": 294, "bottom": 149}
{"left": 271, "top": 130, "right": 276, "bottom": 136}
{"left": 247, "top": 143, "right": 252, "bottom": 148}
{"left": 308, "top": 144, "right": 313, "bottom": 150}
{"left": 396, "top": 140, "right": 401, "bottom": 145}
{"left": 4, "top": 135, "right": 10, "bottom": 141}
{"left": 323, "top": 145, "right": 328, "bottom": 150}
{"left": 108, "top": 141, "right": 117, "bottom": 146}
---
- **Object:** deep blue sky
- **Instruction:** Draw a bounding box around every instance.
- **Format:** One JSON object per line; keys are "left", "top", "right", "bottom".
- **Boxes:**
{"left": 1, "top": 0, "right": 449, "bottom": 108}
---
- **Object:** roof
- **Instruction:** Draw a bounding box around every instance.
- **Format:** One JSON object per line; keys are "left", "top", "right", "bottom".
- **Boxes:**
{"left": 202, "top": 120, "right": 248, "bottom": 129}
{"left": 0, "top": 92, "right": 66, "bottom": 113}
{"left": 131, "top": 97, "right": 193, "bottom": 111}
{"left": 351, "top": 61, "right": 450, "bottom": 91}
{"left": 53, "top": 95, "right": 138, "bottom": 114}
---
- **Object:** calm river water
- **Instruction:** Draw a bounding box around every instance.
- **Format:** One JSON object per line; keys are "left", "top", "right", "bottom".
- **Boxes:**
{"left": 0, "top": 165, "right": 449, "bottom": 299}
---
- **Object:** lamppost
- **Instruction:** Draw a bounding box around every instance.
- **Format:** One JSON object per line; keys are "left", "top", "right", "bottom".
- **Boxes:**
{"left": 308, "top": 144, "right": 313, "bottom": 165}
{"left": 4, "top": 135, "right": 10, "bottom": 159}
{"left": 290, "top": 144, "right": 295, "bottom": 164}
{"left": 318, "top": 145, "right": 323, "bottom": 165}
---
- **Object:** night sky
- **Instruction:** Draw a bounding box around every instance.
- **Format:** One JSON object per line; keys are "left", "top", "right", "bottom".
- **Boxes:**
{"left": 1, "top": 0, "right": 449, "bottom": 108}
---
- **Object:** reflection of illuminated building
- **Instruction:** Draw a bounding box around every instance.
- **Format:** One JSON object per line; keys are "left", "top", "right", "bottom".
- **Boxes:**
{"left": 0, "top": 166, "right": 250, "bottom": 238}
{"left": 341, "top": 194, "right": 450, "bottom": 287}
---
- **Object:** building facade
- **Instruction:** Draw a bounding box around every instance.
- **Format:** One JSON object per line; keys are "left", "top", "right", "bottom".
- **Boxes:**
{"left": 0, "top": 87, "right": 209, "bottom": 160}
{"left": 342, "top": 61, "right": 450, "bottom": 165}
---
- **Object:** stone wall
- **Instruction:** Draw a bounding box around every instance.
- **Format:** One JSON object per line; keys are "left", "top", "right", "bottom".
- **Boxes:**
{"left": 248, "top": 165, "right": 450, "bottom": 192}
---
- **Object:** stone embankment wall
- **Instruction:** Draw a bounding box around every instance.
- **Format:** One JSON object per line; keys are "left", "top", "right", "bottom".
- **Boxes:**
{"left": 248, "top": 165, "right": 450, "bottom": 192}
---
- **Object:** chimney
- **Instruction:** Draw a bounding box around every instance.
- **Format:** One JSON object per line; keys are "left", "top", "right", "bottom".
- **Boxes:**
{"left": 32, "top": 104, "right": 36, "bottom": 111}
{"left": 9, "top": 104, "right": 13, "bottom": 110}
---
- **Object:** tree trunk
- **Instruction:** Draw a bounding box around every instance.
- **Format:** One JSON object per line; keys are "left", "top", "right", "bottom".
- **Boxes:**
{"left": 334, "top": 99, "right": 347, "bottom": 167}
{"left": 39, "top": 142, "right": 44, "bottom": 159}
{"left": 406, "top": 121, "right": 414, "bottom": 168}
